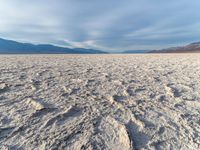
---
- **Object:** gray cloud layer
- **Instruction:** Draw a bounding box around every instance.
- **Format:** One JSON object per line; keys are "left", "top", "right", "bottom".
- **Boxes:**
{"left": 1, "top": 0, "right": 200, "bottom": 51}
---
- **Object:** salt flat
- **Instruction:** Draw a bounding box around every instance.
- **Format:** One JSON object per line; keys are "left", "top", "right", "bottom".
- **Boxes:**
{"left": 0, "top": 54, "right": 199, "bottom": 150}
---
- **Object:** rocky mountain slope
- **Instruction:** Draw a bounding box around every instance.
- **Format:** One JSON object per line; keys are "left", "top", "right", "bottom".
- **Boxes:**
{"left": 0, "top": 38, "right": 107, "bottom": 54}
{"left": 149, "top": 42, "right": 200, "bottom": 53}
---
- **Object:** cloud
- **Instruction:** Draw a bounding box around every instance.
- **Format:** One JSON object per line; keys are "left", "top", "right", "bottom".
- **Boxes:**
{"left": 0, "top": 0, "right": 200, "bottom": 51}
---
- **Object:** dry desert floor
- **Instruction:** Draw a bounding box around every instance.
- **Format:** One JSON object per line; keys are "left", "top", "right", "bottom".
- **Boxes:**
{"left": 0, "top": 54, "right": 200, "bottom": 150}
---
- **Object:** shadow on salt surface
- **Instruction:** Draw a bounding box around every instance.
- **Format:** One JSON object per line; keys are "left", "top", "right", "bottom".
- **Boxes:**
{"left": 41, "top": 106, "right": 82, "bottom": 128}
{"left": 0, "top": 83, "right": 10, "bottom": 94}
{"left": 126, "top": 120, "right": 150, "bottom": 149}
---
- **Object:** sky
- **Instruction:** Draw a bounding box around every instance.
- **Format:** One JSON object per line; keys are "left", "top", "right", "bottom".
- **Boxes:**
{"left": 0, "top": 0, "right": 200, "bottom": 52}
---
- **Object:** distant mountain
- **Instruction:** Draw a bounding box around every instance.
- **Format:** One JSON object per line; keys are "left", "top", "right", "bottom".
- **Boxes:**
{"left": 149, "top": 42, "right": 200, "bottom": 53}
{"left": 122, "top": 50, "right": 151, "bottom": 53}
{"left": 0, "top": 38, "right": 107, "bottom": 54}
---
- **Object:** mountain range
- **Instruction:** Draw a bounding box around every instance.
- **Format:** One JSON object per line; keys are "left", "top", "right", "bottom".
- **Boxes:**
{"left": 1, "top": 38, "right": 200, "bottom": 54}
{"left": 0, "top": 38, "right": 107, "bottom": 54}
{"left": 149, "top": 42, "right": 200, "bottom": 53}
{"left": 122, "top": 50, "right": 151, "bottom": 53}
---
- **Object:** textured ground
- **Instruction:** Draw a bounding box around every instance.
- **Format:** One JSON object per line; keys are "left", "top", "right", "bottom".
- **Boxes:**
{"left": 0, "top": 54, "right": 199, "bottom": 150}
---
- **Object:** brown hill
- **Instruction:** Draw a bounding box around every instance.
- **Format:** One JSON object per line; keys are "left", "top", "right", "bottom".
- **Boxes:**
{"left": 149, "top": 42, "right": 200, "bottom": 53}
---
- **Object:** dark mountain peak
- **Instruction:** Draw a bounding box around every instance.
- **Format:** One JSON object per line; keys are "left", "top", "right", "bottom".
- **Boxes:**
{"left": 149, "top": 41, "right": 200, "bottom": 53}
{"left": 0, "top": 38, "right": 108, "bottom": 54}
{"left": 190, "top": 41, "right": 200, "bottom": 45}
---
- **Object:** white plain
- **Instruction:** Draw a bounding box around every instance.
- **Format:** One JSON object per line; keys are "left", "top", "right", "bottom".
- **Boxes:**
{"left": 0, "top": 54, "right": 199, "bottom": 150}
